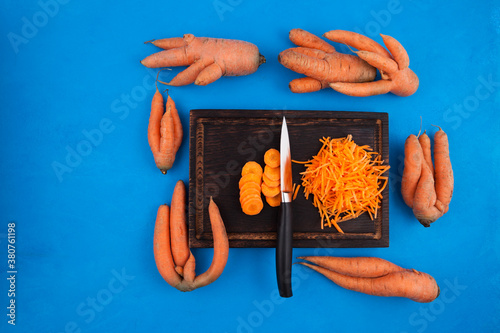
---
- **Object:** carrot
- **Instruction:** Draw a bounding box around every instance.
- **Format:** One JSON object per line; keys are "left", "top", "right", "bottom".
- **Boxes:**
{"left": 401, "top": 134, "right": 423, "bottom": 208}
{"left": 242, "top": 198, "right": 264, "bottom": 216}
{"left": 261, "top": 183, "right": 280, "bottom": 198}
{"left": 419, "top": 130, "right": 434, "bottom": 176}
{"left": 380, "top": 34, "right": 409, "bottom": 70}
{"left": 239, "top": 192, "right": 261, "bottom": 206}
{"left": 170, "top": 180, "right": 189, "bottom": 272}
{"left": 142, "top": 34, "right": 266, "bottom": 86}
{"left": 193, "top": 198, "right": 229, "bottom": 288}
{"left": 264, "top": 148, "right": 280, "bottom": 168}
{"left": 154, "top": 191, "right": 229, "bottom": 291}
{"left": 299, "top": 262, "right": 439, "bottom": 303}
{"left": 263, "top": 165, "right": 280, "bottom": 181}
{"left": 323, "top": 30, "right": 392, "bottom": 58}
{"left": 433, "top": 126, "right": 453, "bottom": 214}
{"left": 166, "top": 93, "right": 183, "bottom": 153}
{"left": 239, "top": 181, "right": 261, "bottom": 194}
{"left": 242, "top": 161, "right": 263, "bottom": 177}
{"left": 148, "top": 87, "right": 163, "bottom": 156}
{"left": 412, "top": 158, "right": 443, "bottom": 227}
{"left": 265, "top": 194, "right": 281, "bottom": 207}
{"left": 263, "top": 173, "right": 280, "bottom": 188}
{"left": 298, "top": 256, "right": 403, "bottom": 278}
{"left": 239, "top": 174, "right": 262, "bottom": 188}
{"left": 289, "top": 77, "right": 330, "bottom": 93}
{"left": 154, "top": 105, "right": 176, "bottom": 174}
{"left": 153, "top": 205, "right": 183, "bottom": 289}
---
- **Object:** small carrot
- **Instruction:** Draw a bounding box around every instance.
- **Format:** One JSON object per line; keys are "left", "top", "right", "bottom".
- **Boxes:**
{"left": 193, "top": 198, "right": 229, "bottom": 289}
{"left": 298, "top": 256, "right": 403, "bottom": 278}
{"left": 300, "top": 262, "right": 439, "bottom": 303}
{"left": 289, "top": 77, "right": 330, "bottom": 93}
{"left": 432, "top": 126, "right": 453, "bottom": 214}
{"left": 170, "top": 180, "right": 189, "bottom": 272}
{"left": 289, "top": 28, "right": 336, "bottom": 53}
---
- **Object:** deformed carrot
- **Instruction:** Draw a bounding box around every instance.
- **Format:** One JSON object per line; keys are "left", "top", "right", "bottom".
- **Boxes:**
{"left": 148, "top": 87, "right": 163, "bottom": 156}
{"left": 170, "top": 180, "right": 189, "bottom": 272}
{"left": 299, "top": 262, "right": 439, "bottom": 303}
{"left": 289, "top": 28, "right": 336, "bottom": 53}
{"left": 298, "top": 256, "right": 403, "bottom": 278}
{"left": 166, "top": 93, "right": 183, "bottom": 153}
{"left": 432, "top": 126, "right": 453, "bottom": 214}
{"left": 412, "top": 155, "right": 443, "bottom": 227}
{"left": 193, "top": 198, "right": 229, "bottom": 288}
{"left": 401, "top": 135, "right": 423, "bottom": 208}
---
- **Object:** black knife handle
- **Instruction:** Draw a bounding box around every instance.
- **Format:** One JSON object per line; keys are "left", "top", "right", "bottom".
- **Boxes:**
{"left": 276, "top": 201, "right": 293, "bottom": 298}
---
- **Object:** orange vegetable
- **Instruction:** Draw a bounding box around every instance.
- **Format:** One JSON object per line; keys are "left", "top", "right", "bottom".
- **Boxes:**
{"left": 265, "top": 194, "right": 281, "bottom": 207}
{"left": 142, "top": 34, "right": 266, "bottom": 86}
{"left": 299, "top": 259, "right": 439, "bottom": 303}
{"left": 263, "top": 165, "right": 280, "bottom": 181}
{"left": 261, "top": 183, "right": 280, "bottom": 198}
{"left": 238, "top": 173, "right": 262, "bottom": 189}
{"left": 294, "top": 135, "right": 389, "bottom": 232}
{"left": 433, "top": 126, "right": 453, "bottom": 214}
{"left": 419, "top": 131, "right": 434, "bottom": 177}
{"left": 242, "top": 161, "right": 263, "bottom": 177}
{"left": 264, "top": 148, "right": 280, "bottom": 168}
{"left": 401, "top": 135, "right": 423, "bottom": 208}
{"left": 242, "top": 198, "right": 264, "bottom": 216}
{"left": 170, "top": 180, "right": 189, "bottom": 275}
{"left": 263, "top": 173, "right": 280, "bottom": 188}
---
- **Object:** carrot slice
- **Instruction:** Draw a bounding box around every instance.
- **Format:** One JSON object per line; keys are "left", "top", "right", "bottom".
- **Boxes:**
{"left": 239, "top": 174, "right": 262, "bottom": 189}
{"left": 240, "top": 193, "right": 262, "bottom": 207}
{"left": 262, "top": 183, "right": 280, "bottom": 198}
{"left": 265, "top": 194, "right": 281, "bottom": 207}
{"left": 264, "top": 165, "right": 280, "bottom": 181}
{"left": 263, "top": 173, "right": 280, "bottom": 187}
{"left": 240, "top": 188, "right": 261, "bottom": 201}
{"left": 242, "top": 198, "right": 264, "bottom": 215}
{"left": 264, "top": 149, "right": 280, "bottom": 168}
{"left": 239, "top": 181, "right": 261, "bottom": 194}
{"left": 241, "top": 161, "right": 263, "bottom": 177}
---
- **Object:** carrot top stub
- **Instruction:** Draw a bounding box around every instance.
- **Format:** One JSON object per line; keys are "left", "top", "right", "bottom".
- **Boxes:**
{"left": 294, "top": 135, "right": 390, "bottom": 232}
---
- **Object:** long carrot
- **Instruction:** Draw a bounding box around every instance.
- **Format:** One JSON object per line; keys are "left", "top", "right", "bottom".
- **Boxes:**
{"left": 300, "top": 262, "right": 439, "bottom": 303}
{"left": 142, "top": 34, "right": 266, "bottom": 86}
{"left": 153, "top": 205, "right": 183, "bottom": 289}
{"left": 170, "top": 180, "right": 189, "bottom": 273}
{"left": 148, "top": 87, "right": 163, "bottom": 156}
{"left": 433, "top": 126, "right": 453, "bottom": 214}
{"left": 401, "top": 134, "right": 423, "bottom": 208}
{"left": 298, "top": 256, "right": 403, "bottom": 278}
{"left": 193, "top": 197, "right": 229, "bottom": 289}
{"left": 154, "top": 104, "right": 175, "bottom": 174}
{"left": 419, "top": 130, "right": 434, "bottom": 176}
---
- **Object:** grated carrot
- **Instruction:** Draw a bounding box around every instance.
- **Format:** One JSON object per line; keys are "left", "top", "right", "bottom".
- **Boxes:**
{"left": 295, "top": 135, "right": 390, "bottom": 232}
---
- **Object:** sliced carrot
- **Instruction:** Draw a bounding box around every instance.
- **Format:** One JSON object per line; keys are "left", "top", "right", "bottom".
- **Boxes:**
{"left": 239, "top": 174, "right": 262, "bottom": 189}
{"left": 240, "top": 193, "right": 262, "bottom": 207}
{"left": 239, "top": 188, "right": 261, "bottom": 202}
{"left": 239, "top": 181, "right": 261, "bottom": 194}
{"left": 241, "top": 161, "right": 263, "bottom": 177}
{"left": 242, "top": 198, "right": 264, "bottom": 215}
{"left": 264, "top": 149, "right": 280, "bottom": 168}
{"left": 265, "top": 194, "right": 281, "bottom": 207}
{"left": 264, "top": 165, "right": 280, "bottom": 181}
{"left": 263, "top": 173, "right": 280, "bottom": 187}
{"left": 262, "top": 183, "right": 280, "bottom": 198}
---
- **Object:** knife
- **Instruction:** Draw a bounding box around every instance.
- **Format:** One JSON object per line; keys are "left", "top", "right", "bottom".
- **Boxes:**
{"left": 276, "top": 116, "right": 293, "bottom": 298}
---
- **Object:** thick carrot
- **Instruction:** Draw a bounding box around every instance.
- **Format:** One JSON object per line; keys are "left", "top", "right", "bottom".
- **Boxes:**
{"left": 289, "top": 28, "right": 336, "bottom": 53}
{"left": 142, "top": 34, "right": 266, "bottom": 86}
{"left": 148, "top": 88, "right": 164, "bottom": 155}
{"left": 433, "top": 126, "right": 453, "bottom": 214}
{"left": 412, "top": 157, "right": 443, "bottom": 227}
{"left": 193, "top": 198, "right": 229, "bottom": 288}
{"left": 298, "top": 256, "right": 404, "bottom": 278}
{"left": 300, "top": 262, "right": 439, "bottom": 303}
{"left": 153, "top": 205, "right": 183, "bottom": 289}
{"left": 401, "top": 134, "right": 423, "bottom": 208}
{"left": 419, "top": 131, "right": 434, "bottom": 176}
{"left": 170, "top": 180, "right": 189, "bottom": 270}
{"left": 166, "top": 93, "right": 183, "bottom": 153}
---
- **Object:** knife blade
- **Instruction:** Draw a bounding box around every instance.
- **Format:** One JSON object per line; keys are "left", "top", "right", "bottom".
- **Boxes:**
{"left": 276, "top": 116, "right": 293, "bottom": 298}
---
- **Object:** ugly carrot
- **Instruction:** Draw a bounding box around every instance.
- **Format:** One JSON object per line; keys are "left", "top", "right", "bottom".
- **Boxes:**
{"left": 419, "top": 130, "right": 434, "bottom": 176}
{"left": 166, "top": 93, "right": 183, "bottom": 153}
{"left": 154, "top": 104, "right": 176, "bottom": 174}
{"left": 412, "top": 156, "right": 443, "bottom": 227}
{"left": 433, "top": 126, "right": 453, "bottom": 214}
{"left": 193, "top": 198, "right": 229, "bottom": 288}
{"left": 300, "top": 262, "right": 439, "bottom": 303}
{"left": 401, "top": 134, "right": 423, "bottom": 208}
{"left": 148, "top": 87, "right": 163, "bottom": 156}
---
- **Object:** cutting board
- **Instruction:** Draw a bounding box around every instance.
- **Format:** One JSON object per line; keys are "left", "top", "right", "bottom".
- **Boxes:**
{"left": 189, "top": 110, "right": 389, "bottom": 248}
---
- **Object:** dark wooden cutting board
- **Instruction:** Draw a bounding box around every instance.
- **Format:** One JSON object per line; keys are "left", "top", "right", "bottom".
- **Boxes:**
{"left": 189, "top": 110, "right": 389, "bottom": 248}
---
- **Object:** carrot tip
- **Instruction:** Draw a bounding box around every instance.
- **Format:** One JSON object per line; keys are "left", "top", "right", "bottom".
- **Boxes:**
{"left": 161, "top": 169, "right": 167, "bottom": 175}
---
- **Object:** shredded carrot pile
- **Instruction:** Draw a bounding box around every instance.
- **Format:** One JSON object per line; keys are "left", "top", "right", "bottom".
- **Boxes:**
{"left": 293, "top": 135, "right": 390, "bottom": 233}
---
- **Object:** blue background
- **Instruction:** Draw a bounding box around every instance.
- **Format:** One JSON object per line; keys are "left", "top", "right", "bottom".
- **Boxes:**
{"left": 1, "top": 0, "right": 499, "bottom": 332}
